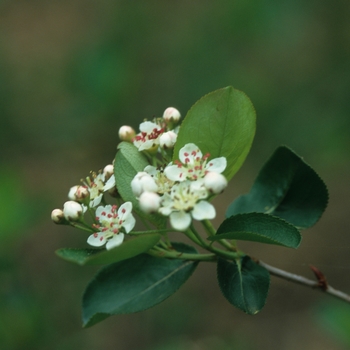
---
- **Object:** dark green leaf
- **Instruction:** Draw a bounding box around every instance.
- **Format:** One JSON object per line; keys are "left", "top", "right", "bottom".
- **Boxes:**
{"left": 174, "top": 86, "right": 256, "bottom": 181}
{"left": 82, "top": 242, "right": 199, "bottom": 327}
{"left": 226, "top": 146, "right": 328, "bottom": 229}
{"left": 210, "top": 213, "right": 301, "bottom": 248}
{"left": 114, "top": 141, "right": 166, "bottom": 228}
{"left": 55, "top": 233, "right": 161, "bottom": 266}
{"left": 217, "top": 256, "right": 270, "bottom": 314}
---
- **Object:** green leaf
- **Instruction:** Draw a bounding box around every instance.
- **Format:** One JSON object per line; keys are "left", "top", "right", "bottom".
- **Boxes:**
{"left": 210, "top": 213, "right": 301, "bottom": 248}
{"left": 217, "top": 256, "right": 270, "bottom": 315}
{"left": 55, "top": 233, "right": 161, "bottom": 266}
{"left": 226, "top": 146, "right": 328, "bottom": 229}
{"left": 82, "top": 242, "right": 199, "bottom": 327}
{"left": 174, "top": 86, "right": 256, "bottom": 181}
{"left": 114, "top": 141, "right": 166, "bottom": 228}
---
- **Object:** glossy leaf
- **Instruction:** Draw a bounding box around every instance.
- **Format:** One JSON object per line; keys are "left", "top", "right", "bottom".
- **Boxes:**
{"left": 226, "top": 146, "right": 328, "bottom": 229}
{"left": 210, "top": 213, "right": 301, "bottom": 248}
{"left": 55, "top": 233, "right": 161, "bottom": 266}
{"left": 217, "top": 256, "right": 270, "bottom": 314}
{"left": 114, "top": 141, "right": 166, "bottom": 228}
{"left": 173, "top": 86, "right": 256, "bottom": 181}
{"left": 82, "top": 242, "right": 199, "bottom": 327}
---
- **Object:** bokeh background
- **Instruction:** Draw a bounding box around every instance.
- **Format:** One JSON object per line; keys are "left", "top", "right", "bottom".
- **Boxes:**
{"left": 1, "top": 1, "right": 350, "bottom": 349}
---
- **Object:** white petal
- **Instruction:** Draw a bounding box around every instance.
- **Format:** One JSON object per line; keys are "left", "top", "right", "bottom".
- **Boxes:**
{"left": 118, "top": 202, "right": 133, "bottom": 218}
{"left": 87, "top": 233, "right": 106, "bottom": 247}
{"left": 106, "top": 233, "right": 125, "bottom": 250}
{"left": 164, "top": 164, "right": 187, "bottom": 182}
{"left": 104, "top": 175, "right": 115, "bottom": 191}
{"left": 191, "top": 201, "right": 216, "bottom": 221}
{"left": 179, "top": 143, "right": 202, "bottom": 164}
{"left": 144, "top": 165, "right": 158, "bottom": 176}
{"left": 170, "top": 211, "right": 192, "bottom": 230}
{"left": 90, "top": 194, "right": 103, "bottom": 208}
{"left": 205, "top": 157, "right": 227, "bottom": 173}
{"left": 122, "top": 214, "right": 136, "bottom": 233}
{"left": 139, "top": 121, "right": 159, "bottom": 133}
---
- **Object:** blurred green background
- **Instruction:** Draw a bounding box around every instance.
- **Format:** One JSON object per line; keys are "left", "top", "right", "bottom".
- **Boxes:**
{"left": 1, "top": 1, "right": 350, "bottom": 349}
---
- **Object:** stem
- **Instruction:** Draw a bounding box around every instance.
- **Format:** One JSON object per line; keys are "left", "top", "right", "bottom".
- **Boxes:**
{"left": 129, "top": 229, "right": 173, "bottom": 235}
{"left": 258, "top": 260, "right": 350, "bottom": 304}
{"left": 69, "top": 222, "right": 95, "bottom": 233}
{"left": 148, "top": 248, "right": 216, "bottom": 262}
{"left": 201, "top": 219, "right": 237, "bottom": 251}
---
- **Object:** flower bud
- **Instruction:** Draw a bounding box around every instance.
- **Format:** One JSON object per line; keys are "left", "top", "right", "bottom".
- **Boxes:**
{"left": 51, "top": 209, "right": 66, "bottom": 224}
{"left": 103, "top": 164, "right": 114, "bottom": 180}
{"left": 118, "top": 125, "right": 135, "bottom": 142}
{"left": 68, "top": 185, "right": 79, "bottom": 200}
{"left": 131, "top": 172, "right": 158, "bottom": 197}
{"left": 204, "top": 172, "right": 228, "bottom": 194}
{"left": 139, "top": 191, "right": 161, "bottom": 213}
{"left": 63, "top": 201, "right": 84, "bottom": 221}
{"left": 159, "top": 131, "right": 177, "bottom": 149}
{"left": 163, "top": 107, "right": 181, "bottom": 123}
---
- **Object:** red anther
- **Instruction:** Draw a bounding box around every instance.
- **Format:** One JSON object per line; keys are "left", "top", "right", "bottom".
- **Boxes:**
{"left": 194, "top": 166, "right": 200, "bottom": 171}
{"left": 101, "top": 211, "right": 106, "bottom": 216}
{"left": 195, "top": 156, "right": 200, "bottom": 161}
{"left": 100, "top": 237, "right": 104, "bottom": 241}
{"left": 107, "top": 214, "right": 112, "bottom": 218}
{"left": 95, "top": 217, "right": 100, "bottom": 221}
{"left": 119, "top": 220, "right": 123, "bottom": 225}
{"left": 191, "top": 151, "right": 197, "bottom": 156}
{"left": 203, "top": 153, "right": 210, "bottom": 159}
{"left": 188, "top": 169, "right": 193, "bottom": 173}
{"left": 184, "top": 152, "right": 189, "bottom": 157}
{"left": 113, "top": 229, "right": 119, "bottom": 234}
{"left": 122, "top": 208, "right": 126, "bottom": 214}
{"left": 102, "top": 227, "right": 108, "bottom": 232}
{"left": 93, "top": 233, "right": 98, "bottom": 238}
{"left": 208, "top": 162, "right": 213, "bottom": 167}
{"left": 185, "top": 158, "right": 190, "bottom": 163}
{"left": 179, "top": 173, "right": 183, "bottom": 178}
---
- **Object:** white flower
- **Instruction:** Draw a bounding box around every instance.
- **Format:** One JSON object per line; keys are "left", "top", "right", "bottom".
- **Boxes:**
{"left": 85, "top": 172, "right": 106, "bottom": 207}
{"left": 204, "top": 172, "right": 228, "bottom": 194}
{"left": 104, "top": 174, "right": 116, "bottom": 192}
{"left": 158, "top": 180, "right": 215, "bottom": 230}
{"left": 139, "top": 191, "right": 161, "bottom": 213}
{"left": 103, "top": 164, "right": 114, "bottom": 180}
{"left": 63, "top": 201, "right": 84, "bottom": 221}
{"left": 87, "top": 202, "right": 136, "bottom": 250}
{"left": 51, "top": 209, "right": 65, "bottom": 224}
{"left": 131, "top": 171, "right": 158, "bottom": 197}
{"left": 144, "top": 165, "right": 174, "bottom": 194}
{"left": 118, "top": 125, "right": 135, "bottom": 142}
{"left": 133, "top": 121, "right": 164, "bottom": 151}
{"left": 163, "top": 107, "right": 181, "bottom": 123}
{"left": 159, "top": 131, "right": 177, "bottom": 149}
{"left": 68, "top": 185, "right": 89, "bottom": 202}
{"left": 164, "top": 143, "right": 227, "bottom": 182}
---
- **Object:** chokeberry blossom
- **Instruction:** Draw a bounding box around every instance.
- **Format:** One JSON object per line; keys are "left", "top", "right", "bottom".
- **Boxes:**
{"left": 133, "top": 121, "right": 164, "bottom": 152}
{"left": 164, "top": 143, "right": 227, "bottom": 182}
{"left": 143, "top": 165, "right": 175, "bottom": 194}
{"left": 163, "top": 107, "right": 181, "bottom": 123}
{"left": 63, "top": 201, "right": 84, "bottom": 221}
{"left": 87, "top": 202, "right": 136, "bottom": 250}
{"left": 158, "top": 180, "right": 215, "bottom": 230}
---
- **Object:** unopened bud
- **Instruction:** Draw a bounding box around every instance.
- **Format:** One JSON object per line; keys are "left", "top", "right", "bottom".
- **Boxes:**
{"left": 68, "top": 185, "right": 79, "bottom": 200}
{"left": 118, "top": 125, "right": 135, "bottom": 142}
{"left": 139, "top": 191, "right": 161, "bottom": 213}
{"left": 163, "top": 107, "right": 181, "bottom": 123}
{"left": 51, "top": 209, "right": 66, "bottom": 224}
{"left": 204, "top": 172, "right": 228, "bottom": 194}
{"left": 159, "top": 131, "right": 177, "bottom": 149}
{"left": 103, "top": 164, "right": 114, "bottom": 180}
{"left": 131, "top": 172, "right": 158, "bottom": 197}
{"left": 63, "top": 201, "right": 84, "bottom": 221}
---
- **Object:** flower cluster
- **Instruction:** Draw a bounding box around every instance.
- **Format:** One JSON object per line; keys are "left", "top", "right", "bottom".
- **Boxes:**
{"left": 132, "top": 143, "right": 228, "bottom": 230}
{"left": 119, "top": 107, "right": 181, "bottom": 153}
{"left": 52, "top": 105, "right": 228, "bottom": 249}
{"left": 51, "top": 163, "right": 136, "bottom": 250}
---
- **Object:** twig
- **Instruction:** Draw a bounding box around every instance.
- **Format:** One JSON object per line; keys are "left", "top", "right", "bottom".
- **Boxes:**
{"left": 258, "top": 260, "right": 350, "bottom": 304}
